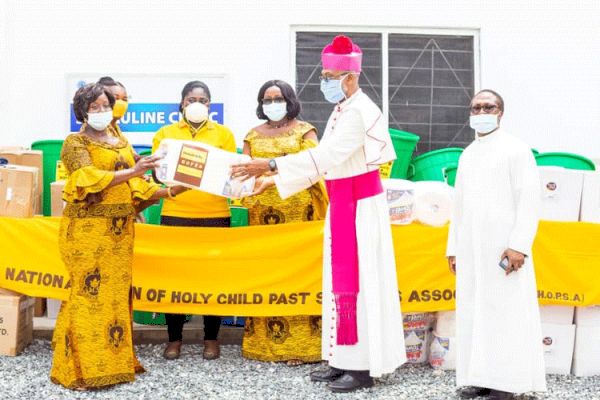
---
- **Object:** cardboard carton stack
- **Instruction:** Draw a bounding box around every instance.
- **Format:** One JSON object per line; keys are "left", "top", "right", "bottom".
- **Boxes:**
{"left": 0, "top": 289, "right": 34, "bottom": 356}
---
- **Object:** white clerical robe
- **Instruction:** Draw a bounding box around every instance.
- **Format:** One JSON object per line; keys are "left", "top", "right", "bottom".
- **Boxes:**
{"left": 447, "top": 129, "right": 547, "bottom": 393}
{"left": 273, "top": 89, "right": 406, "bottom": 377}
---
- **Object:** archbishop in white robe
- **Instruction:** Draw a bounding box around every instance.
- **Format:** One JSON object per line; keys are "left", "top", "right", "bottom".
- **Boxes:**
{"left": 447, "top": 129, "right": 547, "bottom": 393}
{"left": 272, "top": 89, "right": 406, "bottom": 377}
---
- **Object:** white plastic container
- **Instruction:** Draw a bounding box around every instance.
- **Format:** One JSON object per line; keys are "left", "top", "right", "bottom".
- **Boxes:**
{"left": 579, "top": 171, "right": 600, "bottom": 223}
{"left": 413, "top": 181, "right": 454, "bottom": 227}
{"left": 541, "top": 323, "right": 576, "bottom": 375}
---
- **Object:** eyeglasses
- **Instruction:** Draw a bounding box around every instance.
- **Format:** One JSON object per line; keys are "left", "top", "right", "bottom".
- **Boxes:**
{"left": 262, "top": 97, "right": 286, "bottom": 105}
{"left": 318, "top": 73, "right": 349, "bottom": 83}
{"left": 470, "top": 104, "right": 498, "bottom": 114}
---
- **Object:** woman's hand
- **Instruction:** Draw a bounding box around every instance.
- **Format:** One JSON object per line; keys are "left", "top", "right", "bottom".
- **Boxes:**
{"left": 133, "top": 155, "right": 162, "bottom": 177}
{"left": 245, "top": 175, "right": 275, "bottom": 196}
{"left": 231, "top": 159, "right": 270, "bottom": 180}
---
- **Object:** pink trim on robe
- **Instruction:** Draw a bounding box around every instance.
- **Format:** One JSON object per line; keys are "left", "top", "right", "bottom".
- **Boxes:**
{"left": 325, "top": 170, "right": 383, "bottom": 345}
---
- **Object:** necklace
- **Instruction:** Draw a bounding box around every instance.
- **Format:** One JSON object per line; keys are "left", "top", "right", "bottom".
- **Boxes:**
{"left": 267, "top": 119, "right": 289, "bottom": 129}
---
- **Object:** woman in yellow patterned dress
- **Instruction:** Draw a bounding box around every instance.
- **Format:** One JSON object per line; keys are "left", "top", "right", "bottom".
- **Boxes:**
{"left": 241, "top": 80, "right": 328, "bottom": 365}
{"left": 50, "top": 83, "right": 189, "bottom": 390}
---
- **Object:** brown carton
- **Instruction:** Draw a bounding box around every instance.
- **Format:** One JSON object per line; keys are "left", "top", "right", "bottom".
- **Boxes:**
{"left": 34, "top": 298, "right": 46, "bottom": 317}
{"left": 51, "top": 180, "right": 66, "bottom": 217}
{"left": 0, "top": 150, "right": 43, "bottom": 214}
{"left": 0, "top": 165, "right": 38, "bottom": 218}
{"left": 0, "top": 288, "right": 34, "bottom": 356}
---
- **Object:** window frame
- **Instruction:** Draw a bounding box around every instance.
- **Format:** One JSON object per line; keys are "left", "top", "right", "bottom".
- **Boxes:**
{"left": 290, "top": 25, "right": 481, "bottom": 132}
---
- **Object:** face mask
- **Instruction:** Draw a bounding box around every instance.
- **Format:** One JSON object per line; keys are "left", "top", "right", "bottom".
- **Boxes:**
{"left": 470, "top": 113, "right": 499, "bottom": 134}
{"left": 113, "top": 99, "right": 128, "bottom": 119}
{"left": 87, "top": 111, "right": 113, "bottom": 131}
{"left": 184, "top": 102, "right": 209, "bottom": 123}
{"left": 320, "top": 74, "right": 348, "bottom": 104}
{"left": 263, "top": 102, "right": 288, "bottom": 122}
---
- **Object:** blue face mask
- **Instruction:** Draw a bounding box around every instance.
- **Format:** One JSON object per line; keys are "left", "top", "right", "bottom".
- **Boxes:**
{"left": 320, "top": 74, "right": 348, "bottom": 104}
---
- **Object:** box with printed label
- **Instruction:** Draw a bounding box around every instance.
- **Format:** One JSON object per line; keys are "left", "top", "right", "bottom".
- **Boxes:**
{"left": 0, "top": 150, "right": 43, "bottom": 214}
{"left": 541, "top": 323, "right": 576, "bottom": 375}
{"left": 539, "top": 167, "right": 584, "bottom": 222}
{"left": 0, "top": 288, "right": 34, "bottom": 356}
{"left": 0, "top": 165, "right": 38, "bottom": 218}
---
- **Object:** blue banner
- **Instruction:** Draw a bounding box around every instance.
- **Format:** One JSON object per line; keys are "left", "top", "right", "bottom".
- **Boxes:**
{"left": 70, "top": 103, "right": 224, "bottom": 133}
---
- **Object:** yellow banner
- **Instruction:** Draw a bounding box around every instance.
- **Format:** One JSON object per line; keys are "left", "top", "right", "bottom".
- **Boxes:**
{"left": 1, "top": 217, "right": 599, "bottom": 315}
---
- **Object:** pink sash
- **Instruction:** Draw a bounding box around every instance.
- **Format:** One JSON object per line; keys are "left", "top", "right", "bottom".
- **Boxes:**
{"left": 325, "top": 170, "right": 383, "bottom": 345}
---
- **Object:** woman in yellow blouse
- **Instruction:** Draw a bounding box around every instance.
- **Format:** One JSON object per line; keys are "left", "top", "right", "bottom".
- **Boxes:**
{"left": 241, "top": 80, "right": 328, "bottom": 366}
{"left": 152, "top": 81, "right": 236, "bottom": 361}
{"left": 50, "top": 83, "right": 188, "bottom": 390}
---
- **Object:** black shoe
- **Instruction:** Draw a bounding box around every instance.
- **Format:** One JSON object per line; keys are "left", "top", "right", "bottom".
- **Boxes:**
{"left": 309, "top": 367, "right": 344, "bottom": 383}
{"left": 489, "top": 390, "right": 523, "bottom": 400}
{"left": 327, "top": 372, "right": 374, "bottom": 393}
{"left": 457, "top": 386, "right": 492, "bottom": 399}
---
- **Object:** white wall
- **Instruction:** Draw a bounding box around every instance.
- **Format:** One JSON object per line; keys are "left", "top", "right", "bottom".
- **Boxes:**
{"left": 1, "top": 0, "right": 599, "bottom": 157}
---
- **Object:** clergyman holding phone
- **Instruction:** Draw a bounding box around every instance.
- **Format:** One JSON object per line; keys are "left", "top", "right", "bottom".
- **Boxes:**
{"left": 445, "top": 90, "right": 546, "bottom": 400}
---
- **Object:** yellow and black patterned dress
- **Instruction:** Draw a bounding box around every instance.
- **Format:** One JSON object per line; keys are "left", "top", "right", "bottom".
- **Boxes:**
{"left": 241, "top": 121, "right": 328, "bottom": 363}
{"left": 50, "top": 129, "right": 159, "bottom": 389}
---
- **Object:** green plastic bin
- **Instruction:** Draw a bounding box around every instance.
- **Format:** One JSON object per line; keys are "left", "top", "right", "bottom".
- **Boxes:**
{"left": 31, "top": 140, "right": 64, "bottom": 216}
{"left": 531, "top": 148, "right": 540, "bottom": 156}
{"left": 408, "top": 148, "right": 464, "bottom": 182}
{"left": 142, "top": 199, "right": 163, "bottom": 225}
{"left": 535, "top": 152, "right": 595, "bottom": 171}
{"left": 444, "top": 164, "right": 459, "bottom": 187}
{"left": 388, "top": 129, "right": 420, "bottom": 179}
{"left": 230, "top": 206, "right": 249, "bottom": 227}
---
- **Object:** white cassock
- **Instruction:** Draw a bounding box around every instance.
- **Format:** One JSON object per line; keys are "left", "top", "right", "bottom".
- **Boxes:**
{"left": 273, "top": 89, "right": 406, "bottom": 377}
{"left": 447, "top": 129, "right": 547, "bottom": 393}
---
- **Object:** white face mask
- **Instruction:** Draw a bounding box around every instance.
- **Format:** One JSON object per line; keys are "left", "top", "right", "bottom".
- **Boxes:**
{"left": 87, "top": 111, "right": 113, "bottom": 131}
{"left": 469, "top": 114, "right": 499, "bottom": 134}
{"left": 184, "top": 102, "right": 209, "bottom": 123}
{"left": 263, "top": 102, "right": 287, "bottom": 122}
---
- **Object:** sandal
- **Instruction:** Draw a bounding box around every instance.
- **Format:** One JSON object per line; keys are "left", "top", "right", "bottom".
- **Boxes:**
{"left": 163, "top": 341, "right": 182, "bottom": 360}
{"left": 202, "top": 340, "right": 220, "bottom": 360}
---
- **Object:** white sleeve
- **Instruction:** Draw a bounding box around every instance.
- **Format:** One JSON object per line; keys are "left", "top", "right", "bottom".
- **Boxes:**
{"left": 446, "top": 159, "right": 464, "bottom": 257}
{"left": 508, "top": 148, "right": 541, "bottom": 256}
{"left": 273, "top": 108, "right": 365, "bottom": 198}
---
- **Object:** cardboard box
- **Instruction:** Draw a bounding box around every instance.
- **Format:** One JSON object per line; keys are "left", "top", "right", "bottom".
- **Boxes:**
{"left": 580, "top": 171, "right": 600, "bottom": 223}
{"left": 46, "top": 298, "right": 62, "bottom": 319}
{"left": 539, "top": 306, "right": 575, "bottom": 325}
{"left": 575, "top": 306, "right": 600, "bottom": 327}
{"left": 0, "top": 288, "right": 34, "bottom": 356}
{"left": 539, "top": 167, "right": 584, "bottom": 222}
{"left": 34, "top": 298, "right": 46, "bottom": 318}
{"left": 0, "top": 150, "right": 43, "bottom": 215}
{"left": 50, "top": 180, "right": 66, "bottom": 217}
{"left": 572, "top": 326, "right": 600, "bottom": 376}
{"left": 0, "top": 165, "right": 38, "bottom": 218}
{"left": 542, "top": 323, "right": 576, "bottom": 375}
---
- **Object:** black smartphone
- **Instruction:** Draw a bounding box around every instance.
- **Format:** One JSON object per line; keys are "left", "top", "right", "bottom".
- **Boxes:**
{"left": 499, "top": 257, "right": 509, "bottom": 270}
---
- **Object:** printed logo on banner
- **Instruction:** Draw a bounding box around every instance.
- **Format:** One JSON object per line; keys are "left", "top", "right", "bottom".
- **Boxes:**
{"left": 70, "top": 103, "right": 224, "bottom": 133}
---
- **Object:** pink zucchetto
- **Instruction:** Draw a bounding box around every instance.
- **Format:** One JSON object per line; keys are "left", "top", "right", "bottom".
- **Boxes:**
{"left": 321, "top": 35, "right": 362, "bottom": 73}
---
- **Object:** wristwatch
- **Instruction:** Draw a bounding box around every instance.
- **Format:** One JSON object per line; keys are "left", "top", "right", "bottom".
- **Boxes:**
{"left": 268, "top": 159, "right": 278, "bottom": 172}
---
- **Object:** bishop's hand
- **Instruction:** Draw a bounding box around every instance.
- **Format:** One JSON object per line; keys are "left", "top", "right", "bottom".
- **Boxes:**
{"left": 231, "top": 159, "right": 270, "bottom": 181}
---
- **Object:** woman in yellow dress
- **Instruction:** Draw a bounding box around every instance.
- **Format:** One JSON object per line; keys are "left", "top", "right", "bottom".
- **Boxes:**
{"left": 241, "top": 80, "right": 328, "bottom": 365}
{"left": 50, "top": 83, "right": 188, "bottom": 390}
